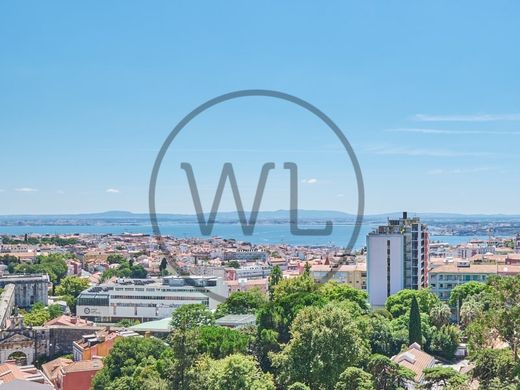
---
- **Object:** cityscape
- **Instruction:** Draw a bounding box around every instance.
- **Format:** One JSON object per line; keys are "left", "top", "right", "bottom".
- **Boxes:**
{"left": 2, "top": 1, "right": 520, "bottom": 389}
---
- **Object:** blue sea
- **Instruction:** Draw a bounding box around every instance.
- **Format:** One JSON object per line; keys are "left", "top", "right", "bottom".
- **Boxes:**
{"left": 0, "top": 223, "right": 492, "bottom": 249}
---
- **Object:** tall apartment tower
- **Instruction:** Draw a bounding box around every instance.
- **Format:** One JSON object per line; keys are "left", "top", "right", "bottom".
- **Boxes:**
{"left": 367, "top": 212, "right": 429, "bottom": 307}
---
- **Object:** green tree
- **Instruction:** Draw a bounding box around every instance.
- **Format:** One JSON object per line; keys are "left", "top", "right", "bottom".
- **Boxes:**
{"left": 459, "top": 295, "right": 483, "bottom": 328}
{"left": 15, "top": 253, "right": 68, "bottom": 284}
{"left": 159, "top": 258, "right": 168, "bottom": 272}
{"left": 319, "top": 281, "right": 369, "bottom": 313}
{"left": 408, "top": 295, "right": 422, "bottom": 346}
{"left": 421, "top": 367, "right": 468, "bottom": 390}
{"left": 48, "top": 304, "right": 63, "bottom": 319}
{"left": 227, "top": 260, "right": 241, "bottom": 269}
{"left": 303, "top": 261, "right": 311, "bottom": 277}
{"left": 272, "top": 303, "right": 369, "bottom": 390}
{"left": 267, "top": 275, "right": 325, "bottom": 342}
{"left": 130, "top": 264, "right": 147, "bottom": 278}
{"left": 448, "top": 281, "right": 488, "bottom": 307}
{"left": 215, "top": 289, "right": 267, "bottom": 318}
{"left": 92, "top": 337, "right": 169, "bottom": 390}
{"left": 367, "top": 354, "right": 415, "bottom": 390}
{"left": 471, "top": 348, "right": 518, "bottom": 388}
{"left": 288, "top": 383, "right": 311, "bottom": 390}
{"left": 170, "top": 304, "right": 214, "bottom": 331}
{"left": 385, "top": 289, "right": 440, "bottom": 318}
{"left": 428, "top": 325, "right": 460, "bottom": 360}
{"left": 334, "top": 367, "right": 375, "bottom": 390}
{"left": 366, "top": 314, "right": 398, "bottom": 357}
{"left": 169, "top": 304, "right": 214, "bottom": 390}
{"left": 186, "top": 354, "right": 275, "bottom": 390}
{"left": 24, "top": 306, "right": 50, "bottom": 326}
{"left": 55, "top": 275, "right": 90, "bottom": 298}
{"left": 194, "top": 326, "right": 249, "bottom": 359}
{"left": 268, "top": 265, "right": 283, "bottom": 299}
{"left": 107, "top": 254, "right": 127, "bottom": 264}
{"left": 429, "top": 302, "right": 451, "bottom": 328}
{"left": 487, "top": 275, "right": 520, "bottom": 359}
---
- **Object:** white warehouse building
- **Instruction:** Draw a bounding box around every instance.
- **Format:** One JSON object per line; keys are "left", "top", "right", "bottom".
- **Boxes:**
{"left": 76, "top": 276, "right": 228, "bottom": 323}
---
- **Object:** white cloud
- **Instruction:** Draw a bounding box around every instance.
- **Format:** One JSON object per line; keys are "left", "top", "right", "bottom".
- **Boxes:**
{"left": 366, "top": 146, "right": 494, "bottom": 157}
{"left": 106, "top": 188, "right": 120, "bottom": 193}
{"left": 56, "top": 190, "right": 65, "bottom": 194}
{"left": 413, "top": 113, "right": 520, "bottom": 122}
{"left": 336, "top": 193, "right": 345, "bottom": 198}
{"left": 301, "top": 178, "right": 318, "bottom": 184}
{"left": 387, "top": 128, "right": 520, "bottom": 135}
{"left": 15, "top": 187, "right": 38, "bottom": 192}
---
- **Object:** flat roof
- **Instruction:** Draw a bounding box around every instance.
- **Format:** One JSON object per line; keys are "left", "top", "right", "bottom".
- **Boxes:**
{"left": 129, "top": 317, "right": 172, "bottom": 332}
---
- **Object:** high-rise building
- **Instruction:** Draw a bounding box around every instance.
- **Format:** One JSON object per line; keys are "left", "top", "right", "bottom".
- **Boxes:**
{"left": 367, "top": 212, "right": 429, "bottom": 307}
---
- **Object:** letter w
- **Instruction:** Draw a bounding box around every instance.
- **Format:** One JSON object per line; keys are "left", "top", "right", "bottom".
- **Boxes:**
{"left": 181, "top": 162, "right": 275, "bottom": 236}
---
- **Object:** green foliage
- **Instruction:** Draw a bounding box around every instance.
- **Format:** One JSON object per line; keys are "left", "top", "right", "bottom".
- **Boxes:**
{"left": 385, "top": 289, "right": 439, "bottom": 318}
{"left": 429, "top": 302, "right": 451, "bottom": 328}
{"left": 268, "top": 265, "right": 283, "bottom": 299}
{"left": 107, "top": 254, "right": 127, "bottom": 264}
{"left": 459, "top": 295, "right": 484, "bottom": 328}
{"left": 271, "top": 303, "right": 369, "bottom": 390}
{"left": 428, "top": 325, "right": 460, "bottom": 360}
{"left": 159, "top": 258, "right": 168, "bottom": 272}
{"left": 421, "top": 367, "right": 468, "bottom": 390}
{"left": 193, "top": 326, "right": 249, "bottom": 359}
{"left": 23, "top": 305, "right": 50, "bottom": 326}
{"left": 365, "top": 314, "right": 400, "bottom": 357}
{"left": 448, "top": 281, "right": 488, "bottom": 307}
{"left": 117, "top": 318, "right": 140, "bottom": 327}
{"left": 470, "top": 348, "right": 518, "bottom": 388}
{"left": 215, "top": 289, "right": 267, "bottom": 318}
{"left": 366, "top": 354, "right": 415, "bottom": 390}
{"left": 334, "top": 367, "right": 374, "bottom": 390}
{"left": 408, "top": 295, "right": 422, "bottom": 346}
{"left": 1, "top": 236, "right": 78, "bottom": 246}
{"left": 227, "top": 260, "right": 241, "bottom": 269}
{"left": 170, "top": 304, "right": 214, "bottom": 331}
{"left": 288, "top": 382, "right": 311, "bottom": 390}
{"left": 187, "top": 354, "right": 275, "bottom": 390}
{"left": 92, "top": 337, "right": 170, "bottom": 390}
{"left": 23, "top": 302, "right": 62, "bottom": 326}
{"left": 319, "top": 281, "right": 369, "bottom": 313}
{"left": 267, "top": 274, "right": 325, "bottom": 342}
{"left": 0, "top": 255, "right": 20, "bottom": 273}
{"left": 47, "top": 304, "right": 63, "bottom": 319}
{"left": 15, "top": 253, "right": 68, "bottom": 283}
{"left": 101, "top": 260, "right": 148, "bottom": 281}
{"left": 55, "top": 275, "right": 90, "bottom": 298}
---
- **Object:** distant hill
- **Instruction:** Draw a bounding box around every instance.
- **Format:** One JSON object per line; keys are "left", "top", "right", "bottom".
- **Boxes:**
{"left": 2, "top": 210, "right": 520, "bottom": 226}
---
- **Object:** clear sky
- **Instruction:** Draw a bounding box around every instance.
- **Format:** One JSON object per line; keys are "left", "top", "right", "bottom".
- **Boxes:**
{"left": 1, "top": 1, "right": 520, "bottom": 215}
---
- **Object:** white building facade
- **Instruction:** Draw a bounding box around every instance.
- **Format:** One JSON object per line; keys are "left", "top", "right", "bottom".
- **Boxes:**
{"left": 367, "top": 212, "right": 429, "bottom": 307}
{"left": 76, "top": 276, "right": 228, "bottom": 323}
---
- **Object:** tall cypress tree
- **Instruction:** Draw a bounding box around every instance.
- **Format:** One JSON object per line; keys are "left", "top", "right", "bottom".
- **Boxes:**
{"left": 408, "top": 295, "right": 422, "bottom": 346}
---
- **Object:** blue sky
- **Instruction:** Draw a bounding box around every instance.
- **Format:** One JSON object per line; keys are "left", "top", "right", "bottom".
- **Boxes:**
{"left": 1, "top": 1, "right": 520, "bottom": 215}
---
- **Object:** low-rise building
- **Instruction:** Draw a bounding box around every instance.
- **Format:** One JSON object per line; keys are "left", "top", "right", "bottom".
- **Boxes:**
{"left": 392, "top": 343, "right": 436, "bottom": 386}
{"left": 72, "top": 329, "right": 139, "bottom": 361}
{"left": 310, "top": 263, "right": 367, "bottom": 290}
{"left": 54, "top": 359, "right": 103, "bottom": 390}
{"left": 0, "top": 360, "right": 53, "bottom": 387}
{"left": 429, "top": 260, "right": 520, "bottom": 300}
{"left": 226, "top": 278, "right": 268, "bottom": 295}
{"left": 76, "top": 276, "right": 228, "bottom": 322}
